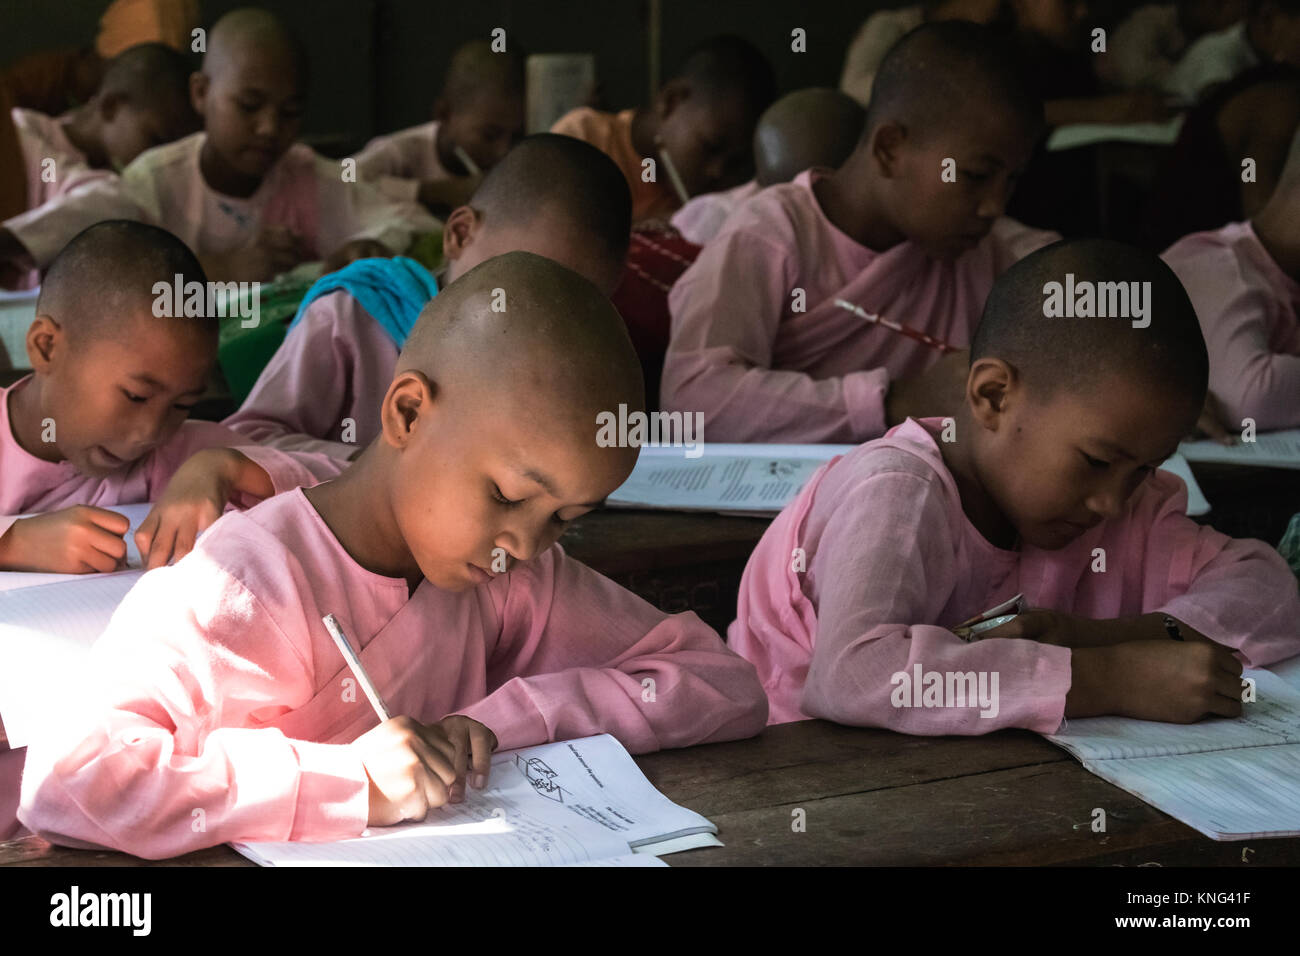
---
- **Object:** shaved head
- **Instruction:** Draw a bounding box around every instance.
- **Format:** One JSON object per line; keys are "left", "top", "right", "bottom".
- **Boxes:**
{"left": 972, "top": 238, "right": 1207, "bottom": 402}
{"left": 866, "top": 20, "right": 1043, "bottom": 145}
{"left": 441, "top": 38, "right": 525, "bottom": 109}
{"left": 400, "top": 251, "right": 643, "bottom": 419}
{"left": 754, "top": 88, "right": 866, "bottom": 186}
{"left": 38, "top": 220, "right": 211, "bottom": 345}
{"left": 203, "top": 7, "right": 307, "bottom": 86}
{"left": 99, "top": 42, "right": 197, "bottom": 116}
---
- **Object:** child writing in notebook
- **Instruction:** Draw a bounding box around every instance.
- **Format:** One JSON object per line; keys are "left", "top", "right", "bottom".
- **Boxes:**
{"left": 0, "top": 220, "right": 343, "bottom": 575}
{"left": 0, "top": 8, "right": 437, "bottom": 283}
{"left": 552, "top": 34, "right": 775, "bottom": 224}
{"left": 18, "top": 251, "right": 768, "bottom": 858}
{"left": 1162, "top": 124, "right": 1300, "bottom": 432}
{"left": 729, "top": 238, "right": 1300, "bottom": 731}
{"left": 224, "top": 133, "right": 632, "bottom": 459}
{"left": 660, "top": 21, "right": 1059, "bottom": 444}
{"left": 0, "top": 42, "right": 198, "bottom": 288}
{"left": 353, "top": 39, "right": 525, "bottom": 217}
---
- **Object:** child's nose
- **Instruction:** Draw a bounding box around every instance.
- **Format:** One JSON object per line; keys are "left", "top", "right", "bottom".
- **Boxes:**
{"left": 254, "top": 107, "right": 280, "bottom": 138}
{"left": 1084, "top": 485, "right": 1125, "bottom": 521}
{"left": 976, "top": 184, "right": 1008, "bottom": 220}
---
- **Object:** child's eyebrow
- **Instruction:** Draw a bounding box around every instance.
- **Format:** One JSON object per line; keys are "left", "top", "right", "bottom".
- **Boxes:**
{"left": 518, "top": 467, "right": 606, "bottom": 508}
{"left": 129, "top": 373, "right": 205, "bottom": 396}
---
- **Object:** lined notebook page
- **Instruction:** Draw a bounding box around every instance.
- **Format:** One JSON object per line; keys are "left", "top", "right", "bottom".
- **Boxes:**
{"left": 1084, "top": 745, "right": 1300, "bottom": 840}
{"left": 0, "top": 571, "right": 143, "bottom": 747}
{"left": 0, "top": 503, "right": 154, "bottom": 593}
{"left": 1049, "top": 669, "right": 1300, "bottom": 761}
{"left": 233, "top": 735, "right": 716, "bottom": 866}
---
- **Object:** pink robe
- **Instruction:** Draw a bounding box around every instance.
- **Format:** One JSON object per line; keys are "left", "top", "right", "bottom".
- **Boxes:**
{"left": 1162, "top": 221, "right": 1300, "bottom": 431}
{"left": 7, "top": 132, "right": 439, "bottom": 269}
{"left": 661, "top": 169, "right": 1058, "bottom": 442}
{"left": 5, "top": 107, "right": 115, "bottom": 287}
{"left": 223, "top": 291, "right": 394, "bottom": 458}
{"left": 729, "top": 417, "right": 1300, "bottom": 730}
{"left": 1, "top": 373, "right": 345, "bottom": 539}
{"left": 353, "top": 120, "right": 453, "bottom": 204}
{"left": 670, "top": 179, "right": 760, "bottom": 246}
{"left": 18, "top": 487, "right": 768, "bottom": 857}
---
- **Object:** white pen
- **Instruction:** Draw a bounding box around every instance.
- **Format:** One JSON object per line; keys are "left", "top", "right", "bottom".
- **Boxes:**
{"left": 453, "top": 145, "right": 482, "bottom": 178}
{"left": 657, "top": 145, "right": 692, "bottom": 205}
{"left": 323, "top": 613, "right": 391, "bottom": 721}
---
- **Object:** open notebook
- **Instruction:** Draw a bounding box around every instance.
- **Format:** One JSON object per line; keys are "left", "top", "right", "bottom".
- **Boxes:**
{"left": 232, "top": 734, "right": 718, "bottom": 867}
{"left": 1180, "top": 429, "right": 1300, "bottom": 470}
{"left": 609, "top": 444, "right": 1210, "bottom": 517}
{"left": 1046, "top": 660, "right": 1300, "bottom": 840}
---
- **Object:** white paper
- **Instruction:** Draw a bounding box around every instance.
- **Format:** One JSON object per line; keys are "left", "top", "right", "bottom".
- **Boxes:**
{"left": 0, "top": 571, "right": 143, "bottom": 747}
{"left": 1046, "top": 115, "right": 1185, "bottom": 152}
{"left": 561, "top": 854, "right": 669, "bottom": 867}
{"left": 608, "top": 443, "right": 854, "bottom": 514}
{"left": 0, "top": 502, "right": 154, "bottom": 592}
{"left": 1046, "top": 668, "right": 1300, "bottom": 839}
{"left": 232, "top": 734, "right": 718, "bottom": 866}
{"left": 1179, "top": 429, "right": 1300, "bottom": 470}
{"left": 1157, "top": 453, "right": 1210, "bottom": 516}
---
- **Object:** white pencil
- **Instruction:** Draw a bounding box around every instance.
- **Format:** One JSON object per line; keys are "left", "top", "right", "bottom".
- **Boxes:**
{"left": 323, "top": 613, "right": 391, "bottom": 721}
{"left": 453, "top": 145, "right": 482, "bottom": 178}
{"left": 657, "top": 146, "right": 692, "bottom": 205}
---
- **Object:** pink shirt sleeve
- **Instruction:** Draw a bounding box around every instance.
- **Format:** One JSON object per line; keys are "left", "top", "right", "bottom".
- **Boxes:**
{"left": 1175, "top": 249, "right": 1300, "bottom": 431}
{"left": 143, "top": 419, "right": 347, "bottom": 501}
{"left": 662, "top": 227, "right": 888, "bottom": 442}
{"left": 353, "top": 135, "right": 421, "bottom": 203}
{"left": 18, "top": 560, "right": 371, "bottom": 857}
{"left": 802, "top": 468, "right": 1073, "bottom": 734}
{"left": 1128, "top": 473, "right": 1300, "bottom": 667}
{"left": 453, "top": 545, "right": 768, "bottom": 753}
{"left": 224, "top": 293, "right": 393, "bottom": 459}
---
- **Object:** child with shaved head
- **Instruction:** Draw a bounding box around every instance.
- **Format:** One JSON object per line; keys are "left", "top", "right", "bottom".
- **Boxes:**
{"left": 0, "top": 42, "right": 199, "bottom": 288}
{"left": 731, "top": 238, "right": 1300, "bottom": 731}
{"left": 354, "top": 39, "right": 525, "bottom": 216}
{"left": 662, "top": 21, "right": 1059, "bottom": 444}
{"left": 2, "top": 8, "right": 437, "bottom": 283}
{"left": 19, "top": 251, "right": 767, "bottom": 858}
{"left": 671, "top": 87, "right": 866, "bottom": 246}
{"left": 553, "top": 34, "right": 775, "bottom": 223}
{"left": 225, "top": 133, "right": 631, "bottom": 458}
{"left": 0, "top": 220, "right": 344, "bottom": 574}
{"left": 1161, "top": 125, "right": 1300, "bottom": 432}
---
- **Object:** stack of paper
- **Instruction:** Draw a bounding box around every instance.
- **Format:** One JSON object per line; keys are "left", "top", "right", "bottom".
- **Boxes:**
{"left": 1179, "top": 429, "right": 1300, "bottom": 470}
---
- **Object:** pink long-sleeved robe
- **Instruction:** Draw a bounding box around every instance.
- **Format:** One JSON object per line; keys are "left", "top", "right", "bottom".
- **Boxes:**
{"left": 352, "top": 120, "right": 454, "bottom": 204}
{"left": 223, "top": 291, "right": 395, "bottom": 459}
{"left": 661, "top": 168, "right": 1058, "bottom": 443}
{"left": 18, "top": 487, "right": 768, "bottom": 857}
{"left": 729, "top": 417, "right": 1300, "bottom": 730}
{"left": 1162, "top": 221, "right": 1300, "bottom": 432}
{"left": 6, "top": 132, "right": 439, "bottom": 269}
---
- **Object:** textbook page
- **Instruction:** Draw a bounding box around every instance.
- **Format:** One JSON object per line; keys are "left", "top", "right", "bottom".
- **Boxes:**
{"left": 0, "top": 571, "right": 143, "bottom": 747}
{"left": 1046, "top": 115, "right": 1184, "bottom": 152}
{"left": 608, "top": 444, "right": 854, "bottom": 514}
{"left": 1156, "top": 454, "right": 1208, "bottom": 516}
{"left": 0, "top": 502, "right": 153, "bottom": 592}
{"left": 232, "top": 734, "right": 718, "bottom": 867}
{"left": 1179, "top": 429, "right": 1300, "bottom": 470}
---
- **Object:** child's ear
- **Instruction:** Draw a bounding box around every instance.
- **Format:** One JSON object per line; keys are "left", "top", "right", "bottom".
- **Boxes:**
{"left": 97, "top": 91, "right": 124, "bottom": 124}
{"left": 967, "top": 357, "right": 1015, "bottom": 429}
{"left": 25, "top": 315, "right": 62, "bottom": 371}
{"left": 440, "top": 204, "right": 478, "bottom": 262}
{"left": 380, "top": 370, "right": 435, "bottom": 448}
{"left": 869, "top": 122, "right": 907, "bottom": 178}
{"left": 188, "top": 71, "right": 208, "bottom": 116}
{"left": 432, "top": 95, "right": 451, "bottom": 123}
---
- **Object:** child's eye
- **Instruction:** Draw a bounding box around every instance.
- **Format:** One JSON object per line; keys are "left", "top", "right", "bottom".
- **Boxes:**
{"left": 237, "top": 100, "right": 260, "bottom": 113}
{"left": 121, "top": 389, "right": 147, "bottom": 403}
{"left": 962, "top": 169, "right": 991, "bottom": 183}
{"left": 491, "top": 485, "right": 522, "bottom": 507}
{"left": 1081, "top": 452, "right": 1109, "bottom": 469}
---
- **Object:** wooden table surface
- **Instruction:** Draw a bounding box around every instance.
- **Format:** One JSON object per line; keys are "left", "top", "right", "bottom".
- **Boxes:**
{"left": 3, "top": 717, "right": 1294, "bottom": 866}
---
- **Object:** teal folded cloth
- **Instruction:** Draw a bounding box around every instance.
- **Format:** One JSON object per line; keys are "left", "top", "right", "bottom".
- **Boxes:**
{"left": 288, "top": 255, "right": 439, "bottom": 348}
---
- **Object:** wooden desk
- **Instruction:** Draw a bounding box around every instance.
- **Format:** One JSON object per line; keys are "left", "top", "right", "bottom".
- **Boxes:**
{"left": 1189, "top": 462, "right": 1298, "bottom": 546}
{"left": 3, "top": 718, "right": 1294, "bottom": 866}
{"left": 560, "top": 509, "right": 770, "bottom": 635}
